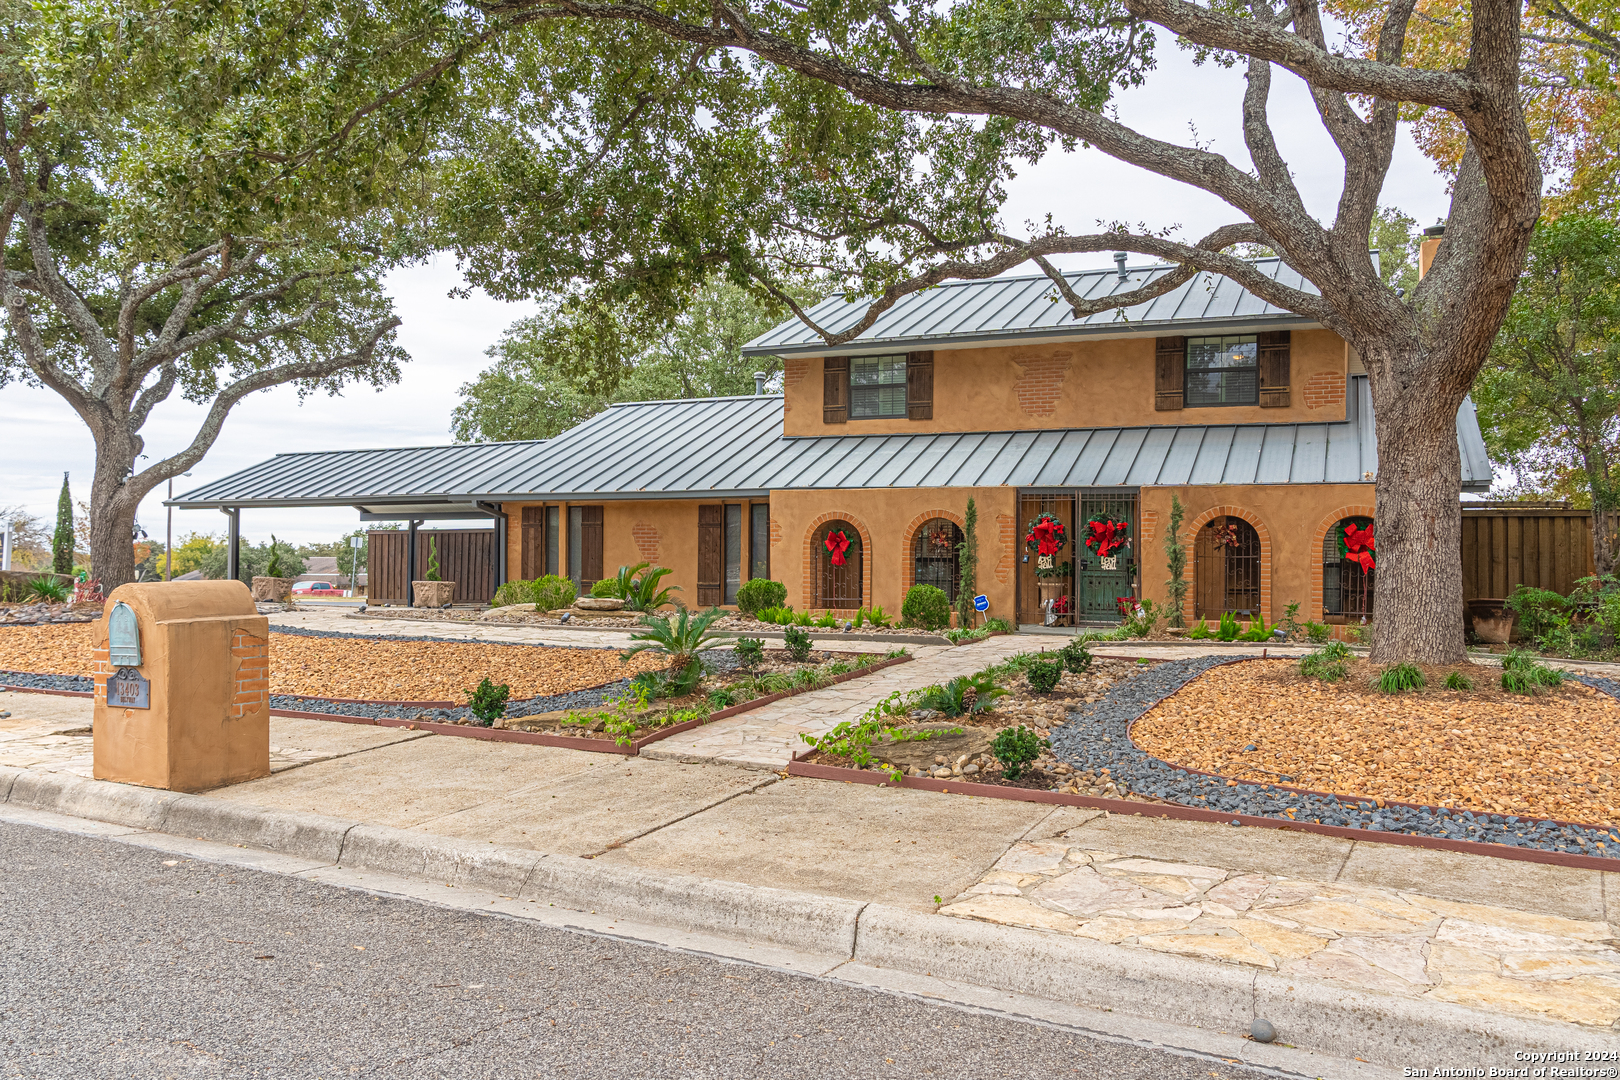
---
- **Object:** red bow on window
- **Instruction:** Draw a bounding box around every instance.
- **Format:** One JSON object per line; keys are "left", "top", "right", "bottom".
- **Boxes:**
{"left": 825, "top": 530, "right": 851, "bottom": 567}
{"left": 1030, "top": 519, "right": 1060, "bottom": 556}
{"left": 1342, "top": 522, "right": 1375, "bottom": 570}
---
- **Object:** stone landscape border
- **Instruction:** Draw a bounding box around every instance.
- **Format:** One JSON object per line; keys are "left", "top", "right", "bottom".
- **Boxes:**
{"left": 787, "top": 654, "right": 1620, "bottom": 872}
{"left": 2, "top": 654, "right": 914, "bottom": 757}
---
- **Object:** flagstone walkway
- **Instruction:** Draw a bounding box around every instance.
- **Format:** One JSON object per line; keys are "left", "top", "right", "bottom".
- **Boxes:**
{"left": 942, "top": 835, "right": 1620, "bottom": 1028}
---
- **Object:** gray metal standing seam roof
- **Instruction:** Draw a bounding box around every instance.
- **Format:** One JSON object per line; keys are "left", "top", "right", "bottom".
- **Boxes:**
{"left": 742, "top": 257, "right": 1321, "bottom": 357}
{"left": 168, "top": 376, "right": 1492, "bottom": 511}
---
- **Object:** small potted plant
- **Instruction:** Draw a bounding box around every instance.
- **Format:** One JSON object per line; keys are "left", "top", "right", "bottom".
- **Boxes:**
{"left": 412, "top": 536, "right": 456, "bottom": 607}
{"left": 251, "top": 535, "right": 296, "bottom": 602}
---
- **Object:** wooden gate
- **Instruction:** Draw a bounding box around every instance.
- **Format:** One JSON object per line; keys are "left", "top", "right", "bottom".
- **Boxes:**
{"left": 1460, "top": 505, "right": 1597, "bottom": 600}
{"left": 367, "top": 529, "right": 496, "bottom": 605}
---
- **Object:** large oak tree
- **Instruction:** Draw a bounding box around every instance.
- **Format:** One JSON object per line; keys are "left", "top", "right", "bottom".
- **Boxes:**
{"left": 0, "top": 0, "right": 495, "bottom": 588}
{"left": 438, "top": 0, "right": 1543, "bottom": 662}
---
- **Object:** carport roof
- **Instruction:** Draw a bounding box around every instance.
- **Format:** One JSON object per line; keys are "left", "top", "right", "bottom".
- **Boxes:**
{"left": 168, "top": 375, "right": 1492, "bottom": 511}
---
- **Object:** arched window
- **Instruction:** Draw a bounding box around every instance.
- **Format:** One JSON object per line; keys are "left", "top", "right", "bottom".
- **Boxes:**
{"left": 1194, "top": 515, "right": 1262, "bottom": 618}
{"left": 1324, "top": 516, "right": 1375, "bottom": 621}
{"left": 813, "top": 520, "right": 863, "bottom": 609}
{"left": 912, "top": 519, "right": 963, "bottom": 601}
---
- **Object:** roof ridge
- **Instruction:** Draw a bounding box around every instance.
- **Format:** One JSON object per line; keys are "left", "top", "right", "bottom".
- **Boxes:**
{"left": 264, "top": 438, "right": 551, "bottom": 459}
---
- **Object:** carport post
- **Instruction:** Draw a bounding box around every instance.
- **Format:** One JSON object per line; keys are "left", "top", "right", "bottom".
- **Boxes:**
{"left": 406, "top": 518, "right": 420, "bottom": 605}
{"left": 223, "top": 507, "right": 241, "bottom": 582}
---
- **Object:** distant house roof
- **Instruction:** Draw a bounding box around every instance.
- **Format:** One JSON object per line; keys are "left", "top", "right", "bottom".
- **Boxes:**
{"left": 743, "top": 257, "right": 1321, "bottom": 357}
{"left": 169, "top": 377, "right": 1491, "bottom": 511}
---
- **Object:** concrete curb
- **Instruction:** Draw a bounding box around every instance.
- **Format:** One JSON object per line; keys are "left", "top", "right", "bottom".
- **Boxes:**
{"left": 6, "top": 767, "right": 1615, "bottom": 1065}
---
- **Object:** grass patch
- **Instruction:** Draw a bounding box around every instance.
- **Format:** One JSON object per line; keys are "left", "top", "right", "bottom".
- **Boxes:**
{"left": 1375, "top": 662, "right": 1426, "bottom": 694}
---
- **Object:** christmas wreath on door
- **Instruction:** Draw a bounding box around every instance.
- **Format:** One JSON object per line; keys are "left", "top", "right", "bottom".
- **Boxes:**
{"left": 1083, "top": 513, "right": 1130, "bottom": 569}
{"left": 1024, "top": 512, "right": 1068, "bottom": 571}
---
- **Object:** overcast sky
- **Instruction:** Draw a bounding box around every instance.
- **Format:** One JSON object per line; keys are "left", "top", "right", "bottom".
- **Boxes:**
{"left": 2, "top": 37, "right": 1457, "bottom": 548}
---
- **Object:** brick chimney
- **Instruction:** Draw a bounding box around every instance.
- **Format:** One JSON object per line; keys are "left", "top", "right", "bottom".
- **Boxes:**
{"left": 1419, "top": 223, "right": 1445, "bottom": 279}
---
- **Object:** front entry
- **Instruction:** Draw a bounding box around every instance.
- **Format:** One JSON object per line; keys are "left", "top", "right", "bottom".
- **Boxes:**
{"left": 1016, "top": 489, "right": 1140, "bottom": 626}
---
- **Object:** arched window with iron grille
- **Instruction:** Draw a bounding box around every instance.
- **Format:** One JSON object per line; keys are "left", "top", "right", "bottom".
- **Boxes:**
{"left": 1323, "top": 516, "right": 1375, "bottom": 620}
{"left": 813, "top": 520, "right": 863, "bottom": 610}
{"left": 1194, "top": 515, "right": 1262, "bottom": 618}
{"left": 911, "top": 519, "right": 963, "bottom": 601}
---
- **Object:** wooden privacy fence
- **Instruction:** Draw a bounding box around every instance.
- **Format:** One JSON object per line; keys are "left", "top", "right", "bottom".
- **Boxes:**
{"left": 1460, "top": 505, "right": 1598, "bottom": 600}
{"left": 367, "top": 529, "right": 496, "bottom": 605}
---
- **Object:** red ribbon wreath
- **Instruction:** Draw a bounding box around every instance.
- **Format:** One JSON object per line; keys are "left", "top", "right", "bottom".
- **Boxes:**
{"left": 1030, "top": 519, "right": 1060, "bottom": 556}
{"left": 1086, "top": 517, "right": 1128, "bottom": 558}
{"left": 824, "top": 529, "right": 851, "bottom": 567}
{"left": 1341, "top": 522, "right": 1376, "bottom": 572}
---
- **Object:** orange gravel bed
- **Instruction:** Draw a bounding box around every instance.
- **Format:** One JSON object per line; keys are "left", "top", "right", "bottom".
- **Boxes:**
{"left": 1131, "top": 659, "right": 1620, "bottom": 827}
{"left": 0, "top": 623, "right": 664, "bottom": 702}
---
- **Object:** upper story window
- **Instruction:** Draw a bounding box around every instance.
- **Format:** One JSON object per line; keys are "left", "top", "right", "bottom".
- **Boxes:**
{"left": 849, "top": 355, "right": 908, "bottom": 419}
{"left": 1186, "top": 336, "right": 1259, "bottom": 407}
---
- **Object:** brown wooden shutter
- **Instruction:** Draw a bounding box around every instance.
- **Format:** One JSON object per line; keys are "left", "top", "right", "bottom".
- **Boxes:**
{"left": 579, "top": 506, "right": 603, "bottom": 587}
{"left": 1155, "top": 337, "right": 1185, "bottom": 411}
{"left": 520, "top": 507, "right": 544, "bottom": 580}
{"left": 1258, "top": 330, "right": 1291, "bottom": 407}
{"left": 823, "top": 357, "right": 848, "bottom": 424}
{"left": 697, "top": 504, "right": 723, "bottom": 607}
{"left": 906, "top": 351, "right": 934, "bottom": 420}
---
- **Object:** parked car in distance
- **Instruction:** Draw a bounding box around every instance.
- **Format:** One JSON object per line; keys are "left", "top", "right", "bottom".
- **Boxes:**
{"left": 292, "top": 581, "right": 343, "bottom": 596}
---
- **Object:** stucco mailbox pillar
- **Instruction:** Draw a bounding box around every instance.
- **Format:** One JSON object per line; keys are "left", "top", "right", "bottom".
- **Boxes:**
{"left": 93, "top": 581, "right": 270, "bottom": 791}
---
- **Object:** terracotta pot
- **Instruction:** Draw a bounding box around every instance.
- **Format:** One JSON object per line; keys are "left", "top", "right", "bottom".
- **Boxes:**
{"left": 412, "top": 580, "right": 456, "bottom": 608}
{"left": 251, "top": 576, "right": 295, "bottom": 602}
{"left": 1465, "top": 598, "right": 1515, "bottom": 644}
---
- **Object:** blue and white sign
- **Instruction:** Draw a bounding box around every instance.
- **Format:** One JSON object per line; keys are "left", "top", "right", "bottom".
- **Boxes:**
{"left": 973, "top": 594, "right": 989, "bottom": 612}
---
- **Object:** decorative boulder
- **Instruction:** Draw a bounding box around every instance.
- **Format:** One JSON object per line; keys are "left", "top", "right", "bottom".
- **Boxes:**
{"left": 412, "top": 581, "right": 456, "bottom": 608}
{"left": 574, "top": 596, "right": 627, "bottom": 611}
{"left": 251, "top": 576, "right": 295, "bottom": 602}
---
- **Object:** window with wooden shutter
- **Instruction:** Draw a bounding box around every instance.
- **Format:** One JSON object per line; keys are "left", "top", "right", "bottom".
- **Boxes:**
{"left": 1155, "top": 337, "right": 1185, "bottom": 410}
{"left": 823, "top": 357, "right": 848, "bottom": 424}
{"left": 576, "top": 506, "right": 604, "bottom": 588}
{"left": 906, "top": 351, "right": 934, "bottom": 420}
{"left": 1258, "top": 330, "right": 1291, "bottom": 407}
{"left": 520, "top": 506, "right": 545, "bottom": 580}
{"left": 697, "top": 504, "right": 723, "bottom": 606}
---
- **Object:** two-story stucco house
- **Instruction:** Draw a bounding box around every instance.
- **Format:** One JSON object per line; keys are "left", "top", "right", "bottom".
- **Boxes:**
{"left": 172, "top": 256, "right": 1491, "bottom": 628}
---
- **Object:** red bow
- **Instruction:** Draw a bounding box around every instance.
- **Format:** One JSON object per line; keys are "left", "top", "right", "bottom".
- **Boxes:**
{"left": 825, "top": 530, "right": 851, "bottom": 567}
{"left": 1030, "top": 519, "right": 1060, "bottom": 556}
{"left": 1088, "top": 520, "right": 1125, "bottom": 557}
{"left": 1343, "top": 523, "right": 1375, "bottom": 571}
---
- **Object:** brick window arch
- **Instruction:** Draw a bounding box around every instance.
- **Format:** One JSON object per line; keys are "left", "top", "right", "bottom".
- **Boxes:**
{"left": 1310, "top": 504, "right": 1377, "bottom": 623}
{"left": 910, "top": 518, "right": 964, "bottom": 602}
{"left": 1184, "top": 505, "right": 1273, "bottom": 622}
{"left": 1324, "top": 515, "right": 1376, "bottom": 621}
{"left": 1194, "top": 515, "right": 1262, "bottom": 618}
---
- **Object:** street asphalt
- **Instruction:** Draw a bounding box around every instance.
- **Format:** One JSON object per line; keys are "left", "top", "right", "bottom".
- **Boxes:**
{"left": 0, "top": 820, "right": 1283, "bottom": 1080}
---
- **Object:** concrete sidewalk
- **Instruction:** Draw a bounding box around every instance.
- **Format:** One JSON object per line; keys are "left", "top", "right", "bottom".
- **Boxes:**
{"left": 3, "top": 682, "right": 1617, "bottom": 1067}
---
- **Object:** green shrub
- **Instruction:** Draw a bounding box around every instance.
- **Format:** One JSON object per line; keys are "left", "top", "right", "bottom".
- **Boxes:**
{"left": 984, "top": 617, "right": 1012, "bottom": 633}
{"left": 466, "top": 678, "right": 511, "bottom": 726}
{"left": 1120, "top": 598, "right": 1159, "bottom": 638}
{"left": 1444, "top": 671, "right": 1474, "bottom": 691}
{"left": 813, "top": 611, "right": 839, "bottom": 628}
{"left": 783, "top": 625, "right": 813, "bottom": 662}
{"left": 491, "top": 580, "right": 532, "bottom": 608}
{"left": 1187, "top": 617, "right": 1213, "bottom": 640}
{"left": 706, "top": 688, "right": 737, "bottom": 710}
{"left": 1060, "top": 636, "right": 1093, "bottom": 674}
{"left": 1303, "top": 621, "right": 1332, "bottom": 644}
{"left": 734, "top": 636, "right": 765, "bottom": 668}
{"left": 625, "top": 607, "right": 727, "bottom": 671}
{"left": 423, "top": 536, "right": 441, "bottom": 582}
{"left": 1501, "top": 649, "right": 1563, "bottom": 694}
{"left": 1238, "top": 616, "right": 1272, "bottom": 642}
{"left": 1215, "top": 611, "right": 1241, "bottom": 641}
{"left": 865, "top": 605, "right": 894, "bottom": 628}
{"left": 532, "top": 575, "right": 578, "bottom": 612}
{"left": 824, "top": 660, "right": 852, "bottom": 676}
{"left": 1299, "top": 641, "right": 1351, "bottom": 682}
{"left": 736, "top": 578, "right": 787, "bottom": 615}
{"left": 793, "top": 609, "right": 813, "bottom": 627}
{"left": 1025, "top": 657, "right": 1063, "bottom": 693}
{"left": 902, "top": 584, "right": 952, "bottom": 632}
{"left": 1505, "top": 585, "right": 1568, "bottom": 642}
{"left": 1375, "top": 662, "right": 1426, "bottom": 693}
{"left": 1279, "top": 602, "right": 1302, "bottom": 639}
{"left": 918, "top": 673, "right": 1005, "bottom": 717}
{"left": 792, "top": 667, "right": 828, "bottom": 690}
{"left": 590, "top": 577, "right": 621, "bottom": 598}
{"left": 266, "top": 534, "right": 286, "bottom": 579}
{"left": 991, "top": 726, "right": 1047, "bottom": 781}
{"left": 26, "top": 575, "right": 70, "bottom": 603}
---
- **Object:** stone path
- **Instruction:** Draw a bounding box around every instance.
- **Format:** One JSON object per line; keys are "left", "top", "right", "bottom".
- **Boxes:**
{"left": 643, "top": 635, "right": 1058, "bottom": 771}
{"left": 942, "top": 834, "right": 1620, "bottom": 1028}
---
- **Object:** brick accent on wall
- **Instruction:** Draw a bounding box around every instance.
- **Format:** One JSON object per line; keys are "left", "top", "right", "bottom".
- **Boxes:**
{"left": 1303, "top": 371, "right": 1347, "bottom": 410}
{"left": 782, "top": 358, "right": 811, "bottom": 415}
{"left": 91, "top": 644, "right": 110, "bottom": 706}
{"left": 898, "top": 509, "right": 968, "bottom": 593}
{"left": 1310, "top": 502, "right": 1377, "bottom": 625}
{"left": 1185, "top": 505, "right": 1274, "bottom": 623}
{"left": 769, "top": 517, "right": 783, "bottom": 549}
{"left": 1138, "top": 508, "right": 1158, "bottom": 552}
{"left": 801, "top": 512, "right": 873, "bottom": 611}
{"left": 230, "top": 630, "right": 269, "bottom": 720}
{"left": 1012, "top": 355, "right": 1072, "bottom": 417}
{"left": 994, "top": 514, "right": 1016, "bottom": 585}
{"left": 632, "top": 522, "right": 661, "bottom": 561}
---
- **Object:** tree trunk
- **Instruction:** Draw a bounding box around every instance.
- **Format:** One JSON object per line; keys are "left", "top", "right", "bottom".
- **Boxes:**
{"left": 1365, "top": 346, "right": 1468, "bottom": 665}
{"left": 1593, "top": 508, "right": 1616, "bottom": 580}
{"left": 88, "top": 453, "right": 138, "bottom": 593}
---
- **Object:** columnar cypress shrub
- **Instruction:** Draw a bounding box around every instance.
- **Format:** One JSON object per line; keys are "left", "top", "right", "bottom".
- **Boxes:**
{"left": 52, "top": 472, "right": 73, "bottom": 575}
{"left": 1163, "top": 495, "right": 1187, "bottom": 628}
{"left": 954, "top": 498, "right": 978, "bottom": 628}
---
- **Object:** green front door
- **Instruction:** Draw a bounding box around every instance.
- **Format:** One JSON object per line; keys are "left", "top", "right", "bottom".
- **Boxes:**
{"left": 1075, "top": 490, "right": 1139, "bottom": 622}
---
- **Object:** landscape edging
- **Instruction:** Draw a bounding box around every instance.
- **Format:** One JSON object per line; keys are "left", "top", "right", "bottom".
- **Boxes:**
{"left": 1, "top": 765, "right": 1607, "bottom": 1066}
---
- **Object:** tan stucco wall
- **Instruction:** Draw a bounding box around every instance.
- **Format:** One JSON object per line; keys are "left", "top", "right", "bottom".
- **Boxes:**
{"left": 1138, "top": 484, "right": 1375, "bottom": 624}
{"left": 783, "top": 330, "right": 1350, "bottom": 436}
